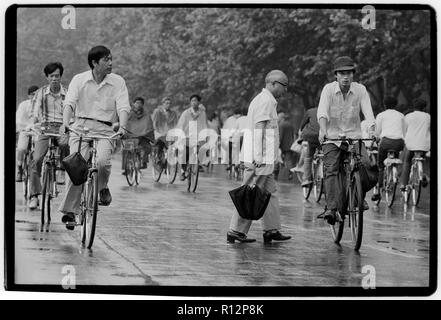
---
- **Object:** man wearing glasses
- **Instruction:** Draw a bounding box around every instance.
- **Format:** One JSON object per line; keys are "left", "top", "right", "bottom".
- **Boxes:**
{"left": 227, "top": 70, "right": 292, "bottom": 244}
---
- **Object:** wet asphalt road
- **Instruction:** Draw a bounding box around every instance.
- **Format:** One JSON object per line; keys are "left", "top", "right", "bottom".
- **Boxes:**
{"left": 14, "top": 154, "right": 431, "bottom": 288}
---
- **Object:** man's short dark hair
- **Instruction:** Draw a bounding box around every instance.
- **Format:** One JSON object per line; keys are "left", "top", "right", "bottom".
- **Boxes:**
{"left": 190, "top": 94, "right": 201, "bottom": 102}
{"left": 134, "top": 97, "right": 145, "bottom": 105}
{"left": 233, "top": 106, "right": 242, "bottom": 115}
{"left": 88, "top": 45, "right": 111, "bottom": 69}
{"left": 413, "top": 98, "right": 427, "bottom": 111}
{"left": 383, "top": 96, "right": 398, "bottom": 109}
{"left": 27, "top": 85, "right": 39, "bottom": 95}
{"left": 44, "top": 62, "right": 64, "bottom": 77}
{"left": 162, "top": 97, "right": 171, "bottom": 104}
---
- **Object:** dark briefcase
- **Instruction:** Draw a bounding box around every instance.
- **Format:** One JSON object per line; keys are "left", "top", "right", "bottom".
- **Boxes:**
{"left": 228, "top": 184, "right": 271, "bottom": 220}
{"left": 61, "top": 137, "right": 89, "bottom": 186}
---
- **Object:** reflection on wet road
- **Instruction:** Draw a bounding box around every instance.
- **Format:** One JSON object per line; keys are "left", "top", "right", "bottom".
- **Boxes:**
{"left": 14, "top": 155, "right": 431, "bottom": 287}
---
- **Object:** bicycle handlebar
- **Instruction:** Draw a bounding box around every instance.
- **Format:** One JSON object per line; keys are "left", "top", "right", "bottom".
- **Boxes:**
{"left": 323, "top": 137, "right": 376, "bottom": 143}
{"left": 67, "top": 126, "right": 122, "bottom": 140}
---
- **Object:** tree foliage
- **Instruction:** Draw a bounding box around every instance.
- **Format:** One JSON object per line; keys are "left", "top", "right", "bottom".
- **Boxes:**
{"left": 16, "top": 7, "right": 432, "bottom": 115}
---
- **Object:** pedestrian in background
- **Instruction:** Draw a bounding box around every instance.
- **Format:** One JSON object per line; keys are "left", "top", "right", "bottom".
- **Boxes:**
{"left": 277, "top": 112, "right": 296, "bottom": 180}
{"left": 299, "top": 106, "right": 320, "bottom": 186}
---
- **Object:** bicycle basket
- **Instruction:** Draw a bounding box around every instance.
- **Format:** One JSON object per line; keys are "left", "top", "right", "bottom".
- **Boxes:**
{"left": 62, "top": 152, "right": 89, "bottom": 185}
{"left": 122, "top": 139, "right": 139, "bottom": 150}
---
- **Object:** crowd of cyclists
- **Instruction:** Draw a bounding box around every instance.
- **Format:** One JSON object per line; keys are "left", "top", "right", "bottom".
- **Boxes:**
{"left": 15, "top": 49, "right": 431, "bottom": 238}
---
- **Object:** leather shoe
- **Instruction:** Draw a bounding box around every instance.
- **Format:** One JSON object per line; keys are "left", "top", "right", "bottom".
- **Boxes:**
{"left": 371, "top": 193, "right": 381, "bottom": 202}
{"left": 227, "top": 231, "right": 256, "bottom": 243}
{"left": 363, "top": 200, "right": 369, "bottom": 211}
{"left": 263, "top": 231, "right": 291, "bottom": 243}
{"left": 324, "top": 210, "right": 337, "bottom": 226}
{"left": 61, "top": 212, "right": 76, "bottom": 230}
{"left": 99, "top": 188, "right": 112, "bottom": 206}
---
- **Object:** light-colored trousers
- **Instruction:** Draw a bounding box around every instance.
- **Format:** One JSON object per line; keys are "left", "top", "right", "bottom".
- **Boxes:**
{"left": 229, "top": 166, "right": 281, "bottom": 234}
{"left": 58, "top": 119, "right": 115, "bottom": 215}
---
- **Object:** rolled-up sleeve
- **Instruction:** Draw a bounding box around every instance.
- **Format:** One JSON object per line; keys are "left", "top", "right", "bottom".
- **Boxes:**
{"left": 32, "top": 89, "right": 43, "bottom": 121}
{"left": 115, "top": 78, "right": 131, "bottom": 116}
{"left": 317, "top": 84, "right": 330, "bottom": 122}
{"left": 360, "top": 86, "right": 375, "bottom": 128}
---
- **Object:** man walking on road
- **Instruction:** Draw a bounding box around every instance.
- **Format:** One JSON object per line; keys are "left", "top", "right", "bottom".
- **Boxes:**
{"left": 227, "top": 70, "right": 292, "bottom": 244}
{"left": 58, "top": 45, "right": 130, "bottom": 230}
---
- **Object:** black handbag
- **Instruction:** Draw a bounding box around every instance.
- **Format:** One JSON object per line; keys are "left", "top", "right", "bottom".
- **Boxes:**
{"left": 61, "top": 137, "right": 89, "bottom": 185}
{"left": 229, "top": 184, "right": 271, "bottom": 220}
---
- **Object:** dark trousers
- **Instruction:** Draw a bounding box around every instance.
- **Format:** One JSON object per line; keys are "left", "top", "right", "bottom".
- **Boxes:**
{"left": 400, "top": 147, "right": 426, "bottom": 186}
{"left": 377, "top": 137, "right": 404, "bottom": 187}
{"left": 323, "top": 142, "right": 372, "bottom": 212}
{"left": 30, "top": 135, "right": 69, "bottom": 197}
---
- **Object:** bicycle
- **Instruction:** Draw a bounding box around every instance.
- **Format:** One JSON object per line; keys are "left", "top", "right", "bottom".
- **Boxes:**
{"left": 20, "top": 130, "right": 36, "bottom": 200}
{"left": 381, "top": 150, "right": 402, "bottom": 207}
{"left": 67, "top": 126, "right": 121, "bottom": 249}
{"left": 39, "top": 126, "right": 63, "bottom": 225}
{"left": 151, "top": 139, "right": 178, "bottom": 184}
{"left": 180, "top": 143, "right": 201, "bottom": 193}
{"left": 297, "top": 142, "right": 318, "bottom": 201}
{"left": 312, "top": 147, "right": 325, "bottom": 202}
{"left": 402, "top": 151, "right": 426, "bottom": 206}
{"left": 122, "top": 138, "right": 143, "bottom": 186}
{"left": 319, "top": 136, "right": 375, "bottom": 251}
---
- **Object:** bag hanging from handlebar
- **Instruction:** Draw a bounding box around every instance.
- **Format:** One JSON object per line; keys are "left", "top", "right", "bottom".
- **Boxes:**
{"left": 61, "top": 136, "right": 89, "bottom": 185}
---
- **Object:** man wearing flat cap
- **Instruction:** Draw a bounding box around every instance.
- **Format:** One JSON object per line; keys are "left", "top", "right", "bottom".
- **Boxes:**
{"left": 317, "top": 56, "right": 376, "bottom": 225}
{"left": 227, "top": 70, "right": 292, "bottom": 244}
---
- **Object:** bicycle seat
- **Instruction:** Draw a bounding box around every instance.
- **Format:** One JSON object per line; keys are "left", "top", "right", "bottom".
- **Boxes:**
{"left": 383, "top": 158, "right": 402, "bottom": 166}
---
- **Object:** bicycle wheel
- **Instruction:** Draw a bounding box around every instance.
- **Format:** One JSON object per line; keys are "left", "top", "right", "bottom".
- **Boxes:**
{"left": 411, "top": 162, "right": 422, "bottom": 206}
{"left": 22, "top": 153, "right": 29, "bottom": 199}
{"left": 313, "top": 161, "right": 324, "bottom": 202}
{"left": 152, "top": 152, "right": 164, "bottom": 182}
{"left": 40, "top": 164, "right": 53, "bottom": 225}
{"left": 134, "top": 152, "right": 141, "bottom": 185}
{"left": 125, "top": 151, "right": 136, "bottom": 186}
{"left": 330, "top": 211, "right": 344, "bottom": 244}
{"left": 166, "top": 149, "right": 178, "bottom": 184}
{"left": 83, "top": 172, "right": 99, "bottom": 249}
{"left": 349, "top": 172, "right": 364, "bottom": 251}
{"left": 384, "top": 166, "right": 397, "bottom": 208}
{"left": 303, "top": 183, "right": 313, "bottom": 200}
{"left": 187, "top": 163, "right": 200, "bottom": 192}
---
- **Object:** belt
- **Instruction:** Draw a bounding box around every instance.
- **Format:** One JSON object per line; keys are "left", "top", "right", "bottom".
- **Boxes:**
{"left": 79, "top": 117, "right": 112, "bottom": 127}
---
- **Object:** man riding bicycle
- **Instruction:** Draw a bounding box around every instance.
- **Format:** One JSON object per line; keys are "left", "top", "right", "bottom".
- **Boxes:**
{"left": 317, "top": 56, "right": 376, "bottom": 225}
{"left": 16, "top": 85, "right": 39, "bottom": 182}
{"left": 400, "top": 98, "right": 430, "bottom": 191}
{"left": 151, "top": 96, "right": 178, "bottom": 163}
{"left": 28, "top": 62, "right": 69, "bottom": 210}
{"left": 58, "top": 45, "right": 130, "bottom": 230}
{"left": 175, "top": 94, "right": 208, "bottom": 180}
{"left": 371, "top": 96, "right": 405, "bottom": 202}
{"left": 121, "top": 97, "right": 154, "bottom": 174}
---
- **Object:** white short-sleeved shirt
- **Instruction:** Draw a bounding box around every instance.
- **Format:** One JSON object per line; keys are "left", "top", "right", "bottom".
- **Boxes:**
{"left": 64, "top": 70, "right": 131, "bottom": 123}
{"left": 16, "top": 99, "right": 33, "bottom": 131}
{"left": 404, "top": 111, "right": 430, "bottom": 151}
{"left": 317, "top": 81, "right": 375, "bottom": 146}
{"left": 243, "top": 88, "right": 279, "bottom": 175}
{"left": 375, "top": 109, "right": 405, "bottom": 140}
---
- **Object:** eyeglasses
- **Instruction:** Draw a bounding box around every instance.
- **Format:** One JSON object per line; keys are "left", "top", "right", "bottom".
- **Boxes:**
{"left": 274, "top": 81, "right": 288, "bottom": 87}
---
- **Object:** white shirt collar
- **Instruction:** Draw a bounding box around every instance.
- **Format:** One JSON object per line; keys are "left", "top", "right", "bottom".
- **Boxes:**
{"left": 43, "top": 84, "right": 67, "bottom": 96}
{"left": 262, "top": 88, "right": 277, "bottom": 104}
{"left": 333, "top": 81, "right": 354, "bottom": 95}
